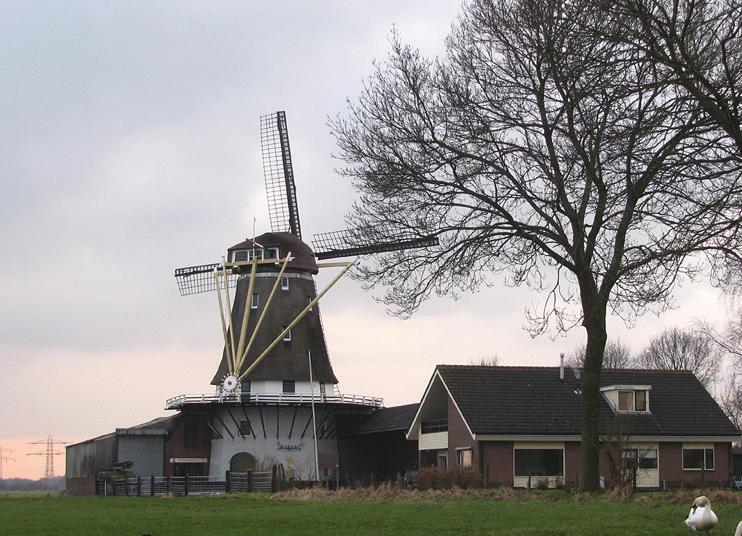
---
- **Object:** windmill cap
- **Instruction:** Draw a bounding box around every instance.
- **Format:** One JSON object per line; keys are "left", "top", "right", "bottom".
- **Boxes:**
{"left": 228, "top": 232, "right": 318, "bottom": 274}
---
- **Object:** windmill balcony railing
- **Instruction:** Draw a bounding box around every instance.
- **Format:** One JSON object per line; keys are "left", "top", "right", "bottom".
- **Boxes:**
{"left": 165, "top": 391, "right": 383, "bottom": 410}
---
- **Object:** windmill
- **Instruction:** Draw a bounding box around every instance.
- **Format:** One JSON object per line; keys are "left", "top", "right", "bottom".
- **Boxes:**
{"left": 173, "top": 111, "right": 437, "bottom": 391}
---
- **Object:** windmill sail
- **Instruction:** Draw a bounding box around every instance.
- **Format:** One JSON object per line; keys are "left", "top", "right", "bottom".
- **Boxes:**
{"left": 261, "top": 111, "right": 302, "bottom": 239}
{"left": 174, "top": 263, "right": 239, "bottom": 296}
{"left": 311, "top": 227, "right": 438, "bottom": 260}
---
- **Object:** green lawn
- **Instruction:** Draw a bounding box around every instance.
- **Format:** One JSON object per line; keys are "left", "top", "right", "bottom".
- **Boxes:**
{"left": 0, "top": 493, "right": 739, "bottom": 535}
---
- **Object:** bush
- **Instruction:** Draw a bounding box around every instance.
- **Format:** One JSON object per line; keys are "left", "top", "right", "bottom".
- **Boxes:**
{"left": 415, "top": 467, "right": 482, "bottom": 490}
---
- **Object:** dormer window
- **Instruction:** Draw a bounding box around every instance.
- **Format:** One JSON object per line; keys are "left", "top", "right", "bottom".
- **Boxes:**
{"left": 602, "top": 385, "right": 651, "bottom": 413}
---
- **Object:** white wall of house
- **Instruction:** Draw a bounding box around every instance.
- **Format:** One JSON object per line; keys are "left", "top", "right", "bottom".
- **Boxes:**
{"left": 419, "top": 431, "right": 448, "bottom": 451}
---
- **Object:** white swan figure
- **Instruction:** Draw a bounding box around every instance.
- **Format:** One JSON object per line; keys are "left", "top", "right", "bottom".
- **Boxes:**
{"left": 685, "top": 496, "right": 718, "bottom": 532}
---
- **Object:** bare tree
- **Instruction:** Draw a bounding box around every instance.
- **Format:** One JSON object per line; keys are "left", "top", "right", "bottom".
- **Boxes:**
{"left": 698, "top": 262, "right": 742, "bottom": 362}
{"left": 717, "top": 373, "right": 742, "bottom": 432}
{"left": 566, "top": 339, "right": 634, "bottom": 369}
{"left": 602, "top": 0, "right": 742, "bottom": 155}
{"left": 332, "top": 0, "right": 741, "bottom": 490}
{"left": 635, "top": 327, "right": 722, "bottom": 387}
{"left": 468, "top": 355, "right": 500, "bottom": 367}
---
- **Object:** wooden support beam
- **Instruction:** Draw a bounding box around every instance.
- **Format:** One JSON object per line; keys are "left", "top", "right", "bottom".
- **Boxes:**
{"left": 214, "top": 412, "right": 234, "bottom": 440}
{"left": 226, "top": 408, "right": 243, "bottom": 438}
{"left": 257, "top": 405, "right": 267, "bottom": 439}
{"left": 214, "top": 271, "right": 234, "bottom": 373}
{"left": 288, "top": 406, "right": 298, "bottom": 439}
{"left": 236, "top": 253, "right": 292, "bottom": 373}
{"left": 300, "top": 412, "right": 314, "bottom": 439}
{"left": 235, "top": 260, "right": 258, "bottom": 374}
{"left": 239, "top": 261, "right": 353, "bottom": 381}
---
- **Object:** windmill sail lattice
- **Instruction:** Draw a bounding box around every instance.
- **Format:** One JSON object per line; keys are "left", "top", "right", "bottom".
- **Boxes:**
{"left": 261, "top": 111, "right": 302, "bottom": 239}
{"left": 174, "top": 263, "right": 238, "bottom": 296}
{"left": 312, "top": 227, "right": 438, "bottom": 260}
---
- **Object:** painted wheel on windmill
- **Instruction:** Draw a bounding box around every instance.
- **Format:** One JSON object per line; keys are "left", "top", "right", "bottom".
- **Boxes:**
{"left": 221, "top": 374, "right": 240, "bottom": 394}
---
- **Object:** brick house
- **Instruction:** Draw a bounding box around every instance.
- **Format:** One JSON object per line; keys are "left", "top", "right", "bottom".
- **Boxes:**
{"left": 407, "top": 365, "right": 740, "bottom": 489}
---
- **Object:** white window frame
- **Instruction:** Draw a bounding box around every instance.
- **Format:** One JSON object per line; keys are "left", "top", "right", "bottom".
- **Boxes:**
{"left": 457, "top": 448, "right": 472, "bottom": 468}
{"left": 281, "top": 276, "right": 290, "bottom": 290}
{"left": 682, "top": 445, "right": 715, "bottom": 471}
{"left": 251, "top": 293, "right": 259, "bottom": 309}
{"left": 617, "top": 390, "right": 649, "bottom": 413}
{"left": 282, "top": 327, "right": 291, "bottom": 342}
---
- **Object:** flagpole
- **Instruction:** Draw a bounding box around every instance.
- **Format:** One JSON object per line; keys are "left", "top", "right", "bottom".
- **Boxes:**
{"left": 308, "top": 350, "right": 320, "bottom": 482}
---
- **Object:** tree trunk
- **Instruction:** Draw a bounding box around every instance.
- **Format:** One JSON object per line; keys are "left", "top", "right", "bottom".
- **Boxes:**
{"left": 579, "top": 297, "right": 608, "bottom": 491}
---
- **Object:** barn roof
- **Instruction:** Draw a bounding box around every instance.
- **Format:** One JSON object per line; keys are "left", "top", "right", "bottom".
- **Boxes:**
{"left": 423, "top": 365, "right": 739, "bottom": 438}
{"left": 349, "top": 403, "right": 419, "bottom": 435}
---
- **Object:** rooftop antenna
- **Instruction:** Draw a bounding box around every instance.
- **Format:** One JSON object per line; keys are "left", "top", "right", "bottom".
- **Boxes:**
{"left": 27, "top": 435, "right": 68, "bottom": 480}
{"left": 0, "top": 446, "right": 15, "bottom": 480}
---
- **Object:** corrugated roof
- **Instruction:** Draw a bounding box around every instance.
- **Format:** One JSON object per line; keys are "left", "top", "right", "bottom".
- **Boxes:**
{"left": 436, "top": 365, "right": 739, "bottom": 437}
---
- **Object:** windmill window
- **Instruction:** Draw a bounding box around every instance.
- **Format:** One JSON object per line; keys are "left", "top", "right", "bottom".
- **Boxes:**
{"left": 264, "top": 248, "right": 278, "bottom": 260}
{"left": 234, "top": 250, "right": 249, "bottom": 262}
{"left": 282, "top": 380, "right": 295, "bottom": 394}
{"left": 319, "top": 382, "right": 326, "bottom": 394}
{"left": 251, "top": 293, "right": 259, "bottom": 309}
{"left": 282, "top": 326, "right": 291, "bottom": 342}
{"left": 281, "top": 277, "right": 289, "bottom": 290}
{"left": 239, "top": 420, "right": 252, "bottom": 436}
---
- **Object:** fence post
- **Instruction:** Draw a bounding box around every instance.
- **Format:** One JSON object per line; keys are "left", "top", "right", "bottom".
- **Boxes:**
{"left": 165, "top": 475, "right": 170, "bottom": 496}
{"left": 225, "top": 471, "right": 231, "bottom": 494}
{"left": 150, "top": 475, "right": 155, "bottom": 497}
{"left": 112, "top": 480, "right": 117, "bottom": 496}
{"left": 185, "top": 474, "right": 190, "bottom": 496}
{"left": 272, "top": 466, "right": 277, "bottom": 492}
{"left": 247, "top": 470, "right": 252, "bottom": 492}
{"left": 137, "top": 476, "right": 142, "bottom": 496}
{"left": 125, "top": 478, "right": 130, "bottom": 496}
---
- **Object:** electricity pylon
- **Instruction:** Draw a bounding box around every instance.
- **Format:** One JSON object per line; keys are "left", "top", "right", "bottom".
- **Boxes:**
{"left": 0, "top": 446, "right": 15, "bottom": 480}
{"left": 27, "top": 435, "right": 68, "bottom": 479}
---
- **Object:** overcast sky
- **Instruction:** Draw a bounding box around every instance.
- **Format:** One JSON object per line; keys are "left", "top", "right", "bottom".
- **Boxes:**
{"left": 0, "top": 0, "right": 731, "bottom": 479}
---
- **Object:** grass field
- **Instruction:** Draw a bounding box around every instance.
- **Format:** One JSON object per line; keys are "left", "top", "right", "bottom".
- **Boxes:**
{"left": 1, "top": 491, "right": 741, "bottom": 535}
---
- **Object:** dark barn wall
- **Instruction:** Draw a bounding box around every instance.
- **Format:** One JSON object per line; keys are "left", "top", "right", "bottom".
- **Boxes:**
{"left": 164, "top": 413, "right": 212, "bottom": 477}
{"left": 339, "top": 431, "right": 418, "bottom": 485}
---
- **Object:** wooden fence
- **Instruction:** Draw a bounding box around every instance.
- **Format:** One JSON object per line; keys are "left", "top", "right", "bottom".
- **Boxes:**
{"left": 95, "top": 470, "right": 276, "bottom": 496}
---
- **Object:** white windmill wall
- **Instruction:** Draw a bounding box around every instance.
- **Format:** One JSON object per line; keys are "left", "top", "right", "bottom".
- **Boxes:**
{"left": 208, "top": 406, "right": 338, "bottom": 480}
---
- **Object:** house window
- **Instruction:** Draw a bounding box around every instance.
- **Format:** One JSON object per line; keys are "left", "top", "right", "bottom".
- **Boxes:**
{"left": 683, "top": 447, "right": 715, "bottom": 471}
{"left": 282, "top": 326, "right": 291, "bottom": 342}
{"left": 457, "top": 448, "right": 472, "bottom": 468}
{"left": 251, "top": 293, "right": 259, "bottom": 309}
{"left": 239, "top": 420, "right": 252, "bottom": 436}
{"left": 623, "top": 448, "right": 657, "bottom": 469}
{"left": 183, "top": 420, "right": 198, "bottom": 448}
{"left": 282, "top": 380, "right": 295, "bottom": 394}
{"left": 635, "top": 390, "right": 648, "bottom": 411}
{"left": 618, "top": 391, "right": 633, "bottom": 411}
{"left": 281, "top": 276, "right": 290, "bottom": 290}
{"left": 617, "top": 390, "right": 649, "bottom": 412}
{"left": 514, "top": 449, "right": 564, "bottom": 477}
{"left": 437, "top": 452, "right": 448, "bottom": 469}
{"left": 421, "top": 419, "right": 448, "bottom": 433}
